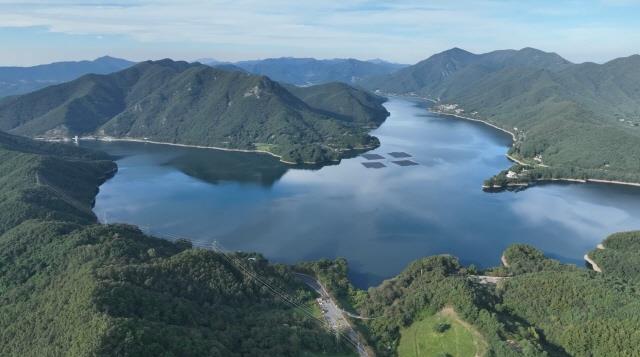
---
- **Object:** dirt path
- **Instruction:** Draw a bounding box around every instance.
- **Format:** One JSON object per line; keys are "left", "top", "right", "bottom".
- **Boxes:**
{"left": 470, "top": 275, "right": 509, "bottom": 285}
{"left": 440, "top": 307, "right": 488, "bottom": 357}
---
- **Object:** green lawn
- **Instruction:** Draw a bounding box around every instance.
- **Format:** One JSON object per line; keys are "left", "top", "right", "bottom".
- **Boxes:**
{"left": 397, "top": 308, "right": 485, "bottom": 357}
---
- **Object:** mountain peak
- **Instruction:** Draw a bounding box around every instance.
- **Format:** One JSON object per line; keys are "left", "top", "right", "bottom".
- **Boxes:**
{"left": 136, "top": 58, "right": 194, "bottom": 70}
{"left": 519, "top": 47, "right": 545, "bottom": 53}
{"left": 441, "top": 47, "right": 474, "bottom": 56}
{"left": 95, "top": 55, "right": 117, "bottom": 61}
{"left": 428, "top": 48, "right": 477, "bottom": 63}
{"left": 94, "top": 55, "right": 133, "bottom": 64}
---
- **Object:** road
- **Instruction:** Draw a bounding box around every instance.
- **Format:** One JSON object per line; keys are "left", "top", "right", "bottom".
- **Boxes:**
{"left": 294, "top": 273, "right": 372, "bottom": 357}
{"left": 470, "top": 275, "right": 509, "bottom": 284}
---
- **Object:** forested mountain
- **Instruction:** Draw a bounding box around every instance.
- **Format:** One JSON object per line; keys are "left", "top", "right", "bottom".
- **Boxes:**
{"left": 308, "top": 240, "right": 640, "bottom": 356}
{"left": 362, "top": 47, "right": 572, "bottom": 95}
{"left": 0, "top": 59, "right": 389, "bottom": 164}
{"left": 361, "top": 47, "right": 640, "bottom": 183}
{"left": 221, "top": 57, "right": 406, "bottom": 85}
{"left": 0, "top": 131, "right": 351, "bottom": 356}
{"left": 0, "top": 56, "right": 134, "bottom": 98}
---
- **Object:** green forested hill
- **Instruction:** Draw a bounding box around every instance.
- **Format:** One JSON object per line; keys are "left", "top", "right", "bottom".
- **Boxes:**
{"left": 361, "top": 47, "right": 640, "bottom": 183}
{"left": 308, "top": 241, "right": 640, "bottom": 356}
{"left": 0, "top": 132, "right": 351, "bottom": 356}
{"left": 0, "top": 59, "right": 388, "bottom": 164}
{"left": 589, "top": 231, "right": 640, "bottom": 284}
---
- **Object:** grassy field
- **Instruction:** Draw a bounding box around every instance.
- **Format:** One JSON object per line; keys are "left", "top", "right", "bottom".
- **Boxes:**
{"left": 397, "top": 308, "right": 486, "bottom": 357}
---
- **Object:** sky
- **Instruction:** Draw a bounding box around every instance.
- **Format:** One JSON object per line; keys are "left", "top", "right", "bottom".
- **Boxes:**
{"left": 1, "top": 0, "right": 640, "bottom": 66}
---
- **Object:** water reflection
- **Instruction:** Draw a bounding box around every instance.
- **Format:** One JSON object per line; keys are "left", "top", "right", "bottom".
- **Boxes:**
{"left": 166, "top": 149, "right": 288, "bottom": 187}
{"left": 82, "top": 140, "right": 290, "bottom": 187}
{"left": 86, "top": 98, "right": 640, "bottom": 288}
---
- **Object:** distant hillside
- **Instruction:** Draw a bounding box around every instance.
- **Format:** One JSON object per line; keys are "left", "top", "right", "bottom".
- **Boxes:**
{"left": 361, "top": 47, "right": 640, "bottom": 184}
{"left": 284, "top": 82, "right": 389, "bottom": 126}
{"left": 0, "top": 56, "right": 134, "bottom": 98}
{"left": 363, "top": 47, "right": 571, "bottom": 95}
{"left": 0, "top": 59, "right": 389, "bottom": 164}
{"left": 229, "top": 57, "right": 406, "bottom": 85}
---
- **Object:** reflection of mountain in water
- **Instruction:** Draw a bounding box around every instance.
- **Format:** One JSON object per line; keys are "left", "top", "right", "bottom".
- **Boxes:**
{"left": 166, "top": 149, "right": 289, "bottom": 187}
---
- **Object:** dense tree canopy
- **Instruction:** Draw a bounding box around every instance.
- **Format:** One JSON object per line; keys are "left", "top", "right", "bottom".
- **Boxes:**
{"left": 0, "top": 132, "right": 351, "bottom": 356}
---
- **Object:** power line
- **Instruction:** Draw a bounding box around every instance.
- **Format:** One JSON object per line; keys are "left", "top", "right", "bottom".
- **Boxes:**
{"left": 159, "top": 232, "right": 366, "bottom": 355}
{"left": 210, "top": 241, "right": 366, "bottom": 355}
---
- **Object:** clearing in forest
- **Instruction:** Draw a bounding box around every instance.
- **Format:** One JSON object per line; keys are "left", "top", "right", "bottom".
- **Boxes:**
{"left": 397, "top": 307, "right": 487, "bottom": 357}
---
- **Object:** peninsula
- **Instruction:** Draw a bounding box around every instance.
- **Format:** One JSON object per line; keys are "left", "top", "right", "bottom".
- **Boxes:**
{"left": 0, "top": 59, "right": 389, "bottom": 165}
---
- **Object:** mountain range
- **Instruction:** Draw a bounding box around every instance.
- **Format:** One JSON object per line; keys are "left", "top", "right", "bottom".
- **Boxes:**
{"left": 203, "top": 57, "right": 407, "bottom": 85}
{"left": 0, "top": 56, "right": 405, "bottom": 97}
{"left": 0, "top": 56, "right": 134, "bottom": 98}
{"left": 0, "top": 59, "right": 389, "bottom": 164}
{"left": 361, "top": 47, "right": 640, "bottom": 183}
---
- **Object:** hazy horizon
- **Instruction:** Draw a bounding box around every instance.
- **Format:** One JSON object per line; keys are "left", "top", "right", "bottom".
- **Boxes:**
{"left": 4, "top": 45, "right": 640, "bottom": 69}
{"left": 1, "top": 1, "right": 640, "bottom": 66}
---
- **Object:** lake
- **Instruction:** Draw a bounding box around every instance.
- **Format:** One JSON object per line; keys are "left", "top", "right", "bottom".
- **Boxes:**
{"left": 83, "top": 98, "right": 640, "bottom": 287}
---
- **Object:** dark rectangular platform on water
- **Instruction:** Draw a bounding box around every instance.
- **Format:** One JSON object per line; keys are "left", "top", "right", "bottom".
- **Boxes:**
{"left": 361, "top": 153, "right": 385, "bottom": 160}
{"left": 388, "top": 152, "right": 412, "bottom": 158}
{"left": 362, "top": 162, "right": 387, "bottom": 169}
{"left": 392, "top": 160, "right": 419, "bottom": 166}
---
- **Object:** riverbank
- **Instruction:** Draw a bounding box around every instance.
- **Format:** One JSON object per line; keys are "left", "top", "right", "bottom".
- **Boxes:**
{"left": 36, "top": 135, "right": 378, "bottom": 166}
{"left": 87, "top": 136, "right": 304, "bottom": 164}
{"left": 483, "top": 176, "right": 640, "bottom": 191}
{"left": 430, "top": 109, "right": 517, "bottom": 142}
{"left": 430, "top": 109, "right": 640, "bottom": 190}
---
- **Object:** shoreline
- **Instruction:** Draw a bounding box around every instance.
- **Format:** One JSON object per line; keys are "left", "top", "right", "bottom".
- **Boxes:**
{"left": 483, "top": 175, "right": 640, "bottom": 190}
{"left": 384, "top": 93, "right": 438, "bottom": 104}
{"left": 430, "top": 109, "right": 517, "bottom": 141}
{"left": 430, "top": 109, "right": 640, "bottom": 189}
{"left": 82, "top": 136, "right": 301, "bottom": 164}
{"left": 37, "top": 136, "right": 375, "bottom": 166}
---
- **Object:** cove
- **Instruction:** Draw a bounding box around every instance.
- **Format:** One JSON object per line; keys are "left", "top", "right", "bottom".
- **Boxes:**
{"left": 83, "top": 98, "right": 640, "bottom": 288}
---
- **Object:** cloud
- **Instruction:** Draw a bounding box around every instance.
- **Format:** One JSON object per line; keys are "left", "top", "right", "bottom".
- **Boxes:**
{"left": 510, "top": 188, "right": 633, "bottom": 243}
{"left": 0, "top": 0, "right": 639, "bottom": 64}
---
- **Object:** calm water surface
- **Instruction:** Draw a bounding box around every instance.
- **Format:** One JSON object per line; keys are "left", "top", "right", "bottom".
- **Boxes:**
{"left": 84, "top": 98, "right": 640, "bottom": 287}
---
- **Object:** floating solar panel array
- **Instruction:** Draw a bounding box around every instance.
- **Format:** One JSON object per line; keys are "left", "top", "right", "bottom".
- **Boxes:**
{"left": 361, "top": 162, "right": 386, "bottom": 169}
{"left": 360, "top": 152, "right": 418, "bottom": 169}
{"left": 388, "top": 152, "right": 412, "bottom": 158}
{"left": 361, "top": 153, "right": 385, "bottom": 160}
{"left": 391, "top": 160, "right": 419, "bottom": 166}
